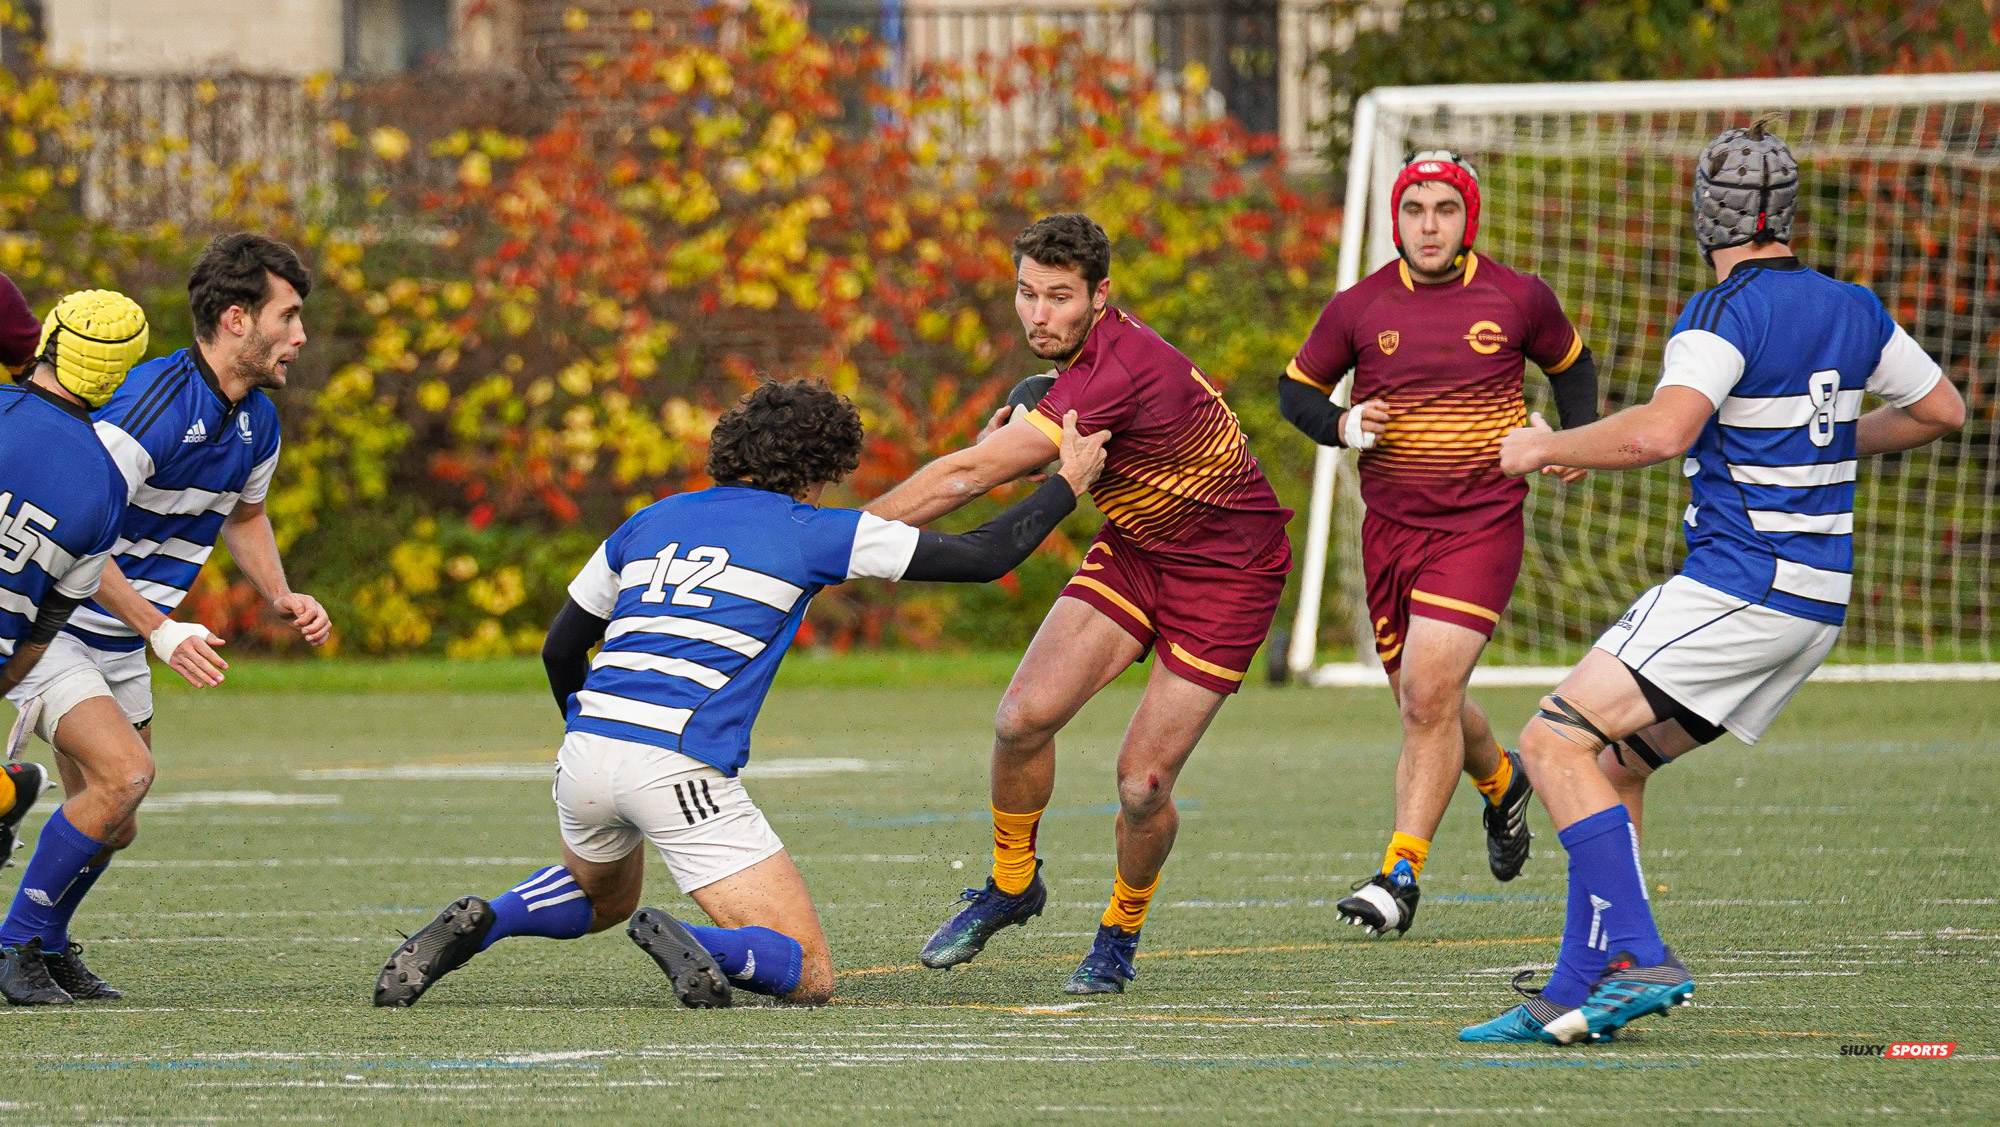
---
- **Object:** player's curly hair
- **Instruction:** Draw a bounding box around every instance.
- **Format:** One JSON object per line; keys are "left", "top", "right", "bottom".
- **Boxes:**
{"left": 188, "top": 233, "right": 312, "bottom": 341}
{"left": 705, "top": 379, "right": 864, "bottom": 498}
{"left": 1012, "top": 214, "right": 1112, "bottom": 290}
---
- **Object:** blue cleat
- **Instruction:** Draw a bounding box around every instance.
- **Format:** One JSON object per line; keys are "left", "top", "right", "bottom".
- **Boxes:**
{"left": 919, "top": 861, "right": 1046, "bottom": 968}
{"left": 1458, "top": 971, "right": 1572, "bottom": 1043}
{"left": 1063, "top": 924, "right": 1139, "bottom": 995}
{"left": 1543, "top": 947, "right": 1694, "bottom": 1044}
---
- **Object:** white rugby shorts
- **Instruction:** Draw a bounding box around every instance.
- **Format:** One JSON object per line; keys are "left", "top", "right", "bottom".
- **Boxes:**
{"left": 5, "top": 632, "right": 153, "bottom": 745}
{"left": 1594, "top": 574, "right": 1839, "bottom": 745}
{"left": 554, "top": 730, "right": 784, "bottom": 894}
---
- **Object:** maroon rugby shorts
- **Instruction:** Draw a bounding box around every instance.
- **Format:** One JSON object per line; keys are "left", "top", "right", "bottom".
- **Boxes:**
{"left": 1059, "top": 523, "right": 1291, "bottom": 694}
{"left": 1362, "top": 508, "right": 1524, "bottom": 675}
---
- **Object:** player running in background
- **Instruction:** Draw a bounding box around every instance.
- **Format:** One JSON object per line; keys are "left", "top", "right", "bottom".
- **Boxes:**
{"left": 1279, "top": 153, "right": 1600, "bottom": 937}
{"left": 375, "top": 380, "right": 1108, "bottom": 1009}
{"left": 0, "top": 288, "right": 148, "bottom": 1005}
{"left": 1464, "top": 123, "right": 1965, "bottom": 1045}
{"left": 872, "top": 214, "right": 1294, "bottom": 995}
{"left": 0, "top": 235, "right": 330, "bottom": 1004}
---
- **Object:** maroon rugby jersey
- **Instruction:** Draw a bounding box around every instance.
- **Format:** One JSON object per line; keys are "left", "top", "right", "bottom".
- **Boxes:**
{"left": 1287, "top": 254, "right": 1583, "bottom": 531}
{"left": 1027, "top": 307, "right": 1291, "bottom": 566}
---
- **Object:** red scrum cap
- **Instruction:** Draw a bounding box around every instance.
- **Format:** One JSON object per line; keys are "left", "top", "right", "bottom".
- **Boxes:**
{"left": 1390, "top": 150, "right": 1481, "bottom": 264}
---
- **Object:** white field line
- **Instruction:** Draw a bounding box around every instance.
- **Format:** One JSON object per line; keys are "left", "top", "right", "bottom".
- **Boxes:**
{"left": 292, "top": 757, "right": 871, "bottom": 782}
{"left": 144, "top": 791, "right": 343, "bottom": 812}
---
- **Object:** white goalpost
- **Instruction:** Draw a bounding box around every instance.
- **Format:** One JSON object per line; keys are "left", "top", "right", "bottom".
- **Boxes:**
{"left": 1288, "top": 73, "right": 2000, "bottom": 687}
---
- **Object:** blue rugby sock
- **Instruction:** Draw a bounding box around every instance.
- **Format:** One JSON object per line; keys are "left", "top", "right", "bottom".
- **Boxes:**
{"left": 0, "top": 807, "right": 103, "bottom": 949}
{"left": 687, "top": 924, "right": 803, "bottom": 998}
{"left": 1544, "top": 805, "right": 1665, "bottom": 1007}
{"left": 41, "top": 859, "right": 109, "bottom": 950}
{"left": 477, "top": 866, "right": 594, "bottom": 951}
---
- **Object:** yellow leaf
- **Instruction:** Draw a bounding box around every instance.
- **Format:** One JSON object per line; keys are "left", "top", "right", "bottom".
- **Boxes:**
{"left": 369, "top": 126, "right": 411, "bottom": 162}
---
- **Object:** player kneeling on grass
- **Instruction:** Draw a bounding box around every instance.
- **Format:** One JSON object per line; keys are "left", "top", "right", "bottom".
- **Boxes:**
{"left": 375, "top": 379, "right": 1109, "bottom": 1009}
{"left": 0, "top": 288, "right": 148, "bottom": 1006}
{"left": 1459, "top": 122, "right": 1965, "bottom": 1046}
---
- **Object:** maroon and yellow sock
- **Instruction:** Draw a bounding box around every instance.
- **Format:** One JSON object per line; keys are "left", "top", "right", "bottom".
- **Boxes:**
{"left": 990, "top": 805, "right": 1044, "bottom": 896}
{"left": 1381, "top": 832, "right": 1430, "bottom": 881}
{"left": 1100, "top": 868, "right": 1160, "bottom": 933}
{"left": 1472, "top": 751, "right": 1514, "bottom": 806}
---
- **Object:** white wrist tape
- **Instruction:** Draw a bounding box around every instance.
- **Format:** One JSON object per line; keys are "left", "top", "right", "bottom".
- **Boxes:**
{"left": 1342, "top": 407, "right": 1378, "bottom": 450}
{"left": 150, "top": 620, "right": 211, "bottom": 665}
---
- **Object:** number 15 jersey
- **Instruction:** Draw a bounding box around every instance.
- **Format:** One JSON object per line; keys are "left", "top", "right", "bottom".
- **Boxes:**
{"left": 563, "top": 484, "right": 925, "bottom": 775}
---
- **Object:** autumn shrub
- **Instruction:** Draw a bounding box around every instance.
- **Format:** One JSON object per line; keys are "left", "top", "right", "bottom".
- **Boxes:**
{"left": 2, "top": 0, "right": 1342, "bottom": 656}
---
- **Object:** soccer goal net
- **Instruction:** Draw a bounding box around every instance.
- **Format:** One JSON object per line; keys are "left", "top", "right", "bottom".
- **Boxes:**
{"left": 1289, "top": 73, "right": 2000, "bottom": 685}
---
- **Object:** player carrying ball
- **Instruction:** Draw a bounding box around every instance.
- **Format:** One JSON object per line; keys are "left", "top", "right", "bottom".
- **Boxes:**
{"left": 1278, "top": 153, "right": 1600, "bottom": 937}
{"left": 1464, "top": 122, "right": 1964, "bottom": 1044}
{"left": 871, "top": 214, "right": 1294, "bottom": 994}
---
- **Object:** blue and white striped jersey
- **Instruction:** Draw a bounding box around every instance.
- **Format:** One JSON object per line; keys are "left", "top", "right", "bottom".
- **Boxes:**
{"left": 564, "top": 484, "right": 922, "bottom": 774}
{"left": 0, "top": 384, "right": 126, "bottom": 657}
{"left": 67, "top": 346, "right": 281, "bottom": 652}
{"left": 1657, "top": 258, "right": 1941, "bottom": 625}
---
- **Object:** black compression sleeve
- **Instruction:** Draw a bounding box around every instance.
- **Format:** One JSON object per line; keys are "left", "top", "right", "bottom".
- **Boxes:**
{"left": 1278, "top": 373, "right": 1347, "bottom": 447}
{"left": 26, "top": 591, "right": 83, "bottom": 646}
{"left": 902, "top": 476, "right": 1079, "bottom": 583}
{"left": 542, "top": 598, "right": 609, "bottom": 719}
{"left": 1547, "top": 347, "right": 1601, "bottom": 430}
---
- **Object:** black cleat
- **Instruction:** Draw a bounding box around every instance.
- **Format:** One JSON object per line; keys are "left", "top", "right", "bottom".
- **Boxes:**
{"left": 41, "top": 942, "right": 120, "bottom": 1000}
{"left": 1, "top": 761, "right": 50, "bottom": 870}
{"left": 1336, "top": 869, "right": 1421, "bottom": 937}
{"left": 373, "top": 896, "right": 495, "bottom": 1008}
{"left": 628, "top": 907, "right": 732, "bottom": 1009}
{"left": 919, "top": 861, "right": 1048, "bottom": 969}
{"left": 1483, "top": 749, "right": 1534, "bottom": 882}
{"left": 1, "top": 939, "right": 74, "bottom": 1006}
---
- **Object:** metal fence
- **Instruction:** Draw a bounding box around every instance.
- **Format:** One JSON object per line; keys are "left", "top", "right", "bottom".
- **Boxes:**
{"left": 811, "top": 0, "right": 1351, "bottom": 164}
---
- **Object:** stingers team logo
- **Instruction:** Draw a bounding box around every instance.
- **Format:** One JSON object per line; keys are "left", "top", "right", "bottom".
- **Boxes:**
{"left": 1463, "top": 320, "right": 1508, "bottom": 354}
{"left": 1377, "top": 330, "right": 1399, "bottom": 355}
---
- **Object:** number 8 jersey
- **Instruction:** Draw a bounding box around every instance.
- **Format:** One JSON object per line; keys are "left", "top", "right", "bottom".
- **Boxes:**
{"left": 1656, "top": 256, "right": 1942, "bottom": 625}
{"left": 561, "top": 484, "right": 925, "bottom": 774}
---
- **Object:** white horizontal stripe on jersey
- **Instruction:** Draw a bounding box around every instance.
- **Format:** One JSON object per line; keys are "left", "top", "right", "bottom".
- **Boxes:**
{"left": 0, "top": 585, "right": 34, "bottom": 618}
{"left": 1718, "top": 388, "right": 1864, "bottom": 429}
{"left": 575, "top": 689, "right": 694, "bottom": 735}
{"left": 604, "top": 614, "right": 766, "bottom": 658}
{"left": 590, "top": 648, "right": 733, "bottom": 690}
{"left": 1682, "top": 504, "right": 1699, "bottom": 527}
{"left": 21, "top": 536, "right": 78, "bottom": 585}
{"left": 1729, "top": 461, "right": 1858, "bottom": 488}
{"left": 615, "top": 556, "right": 803, "bottom": 612}
{"left": 1771, "top": 558, "right": 1852, "bottom": 604}
{"left": 67, "top": 605, "right": 138, "bottom": 636}
{"left": 95, "top": 421, "right": 156, "bottom": 493}
{"left": 128, "top": 577, "right": 192, "bottom": 607}
{"left": 114, "top": 536, "right": 215, "bottom": 565}
{"left": 129, "top": 481, "right": 242, "bottom": 519}
{"left": 0, "top": 636, "right": 12, "bottom": 656}
{"left": 1749, "top": 510, "right": 1854, "bottom": 535}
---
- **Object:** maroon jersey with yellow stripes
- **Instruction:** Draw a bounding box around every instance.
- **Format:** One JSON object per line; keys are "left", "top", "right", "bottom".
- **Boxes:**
{"left": 1027, "top": 307, "right": 1291, "bottom": 566}
{"left": 1286, "top": 254, "right": 1583, "bottom": 531}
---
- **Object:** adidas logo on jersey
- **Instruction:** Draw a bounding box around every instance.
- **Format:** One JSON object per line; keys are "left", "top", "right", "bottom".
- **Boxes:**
{"left": 181, "top": 419, "right": 208, "bottom": 444}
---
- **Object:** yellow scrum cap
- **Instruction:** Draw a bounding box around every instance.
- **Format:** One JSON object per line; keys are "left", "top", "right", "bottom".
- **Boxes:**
{"left": 37, "top": 289, "right": 150, "bottom": 409}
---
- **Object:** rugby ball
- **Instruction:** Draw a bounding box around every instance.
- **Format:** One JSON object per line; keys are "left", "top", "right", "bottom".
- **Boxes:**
{"left": 1006, "top": 373, "right": 1057, "bottom": 417}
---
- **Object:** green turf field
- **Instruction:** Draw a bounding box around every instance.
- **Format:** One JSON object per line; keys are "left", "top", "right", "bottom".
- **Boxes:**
{"left": 1, "top": 664, "right": 1994, "bottom": 1125}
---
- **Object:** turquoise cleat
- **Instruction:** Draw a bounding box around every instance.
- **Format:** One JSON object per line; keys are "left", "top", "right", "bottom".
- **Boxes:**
{"left": 1543, "top": 947, "right": 1694, "bottom": 1044}
{"left": 1458, "top": 970, "right": 1575, "bottom": 1044}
